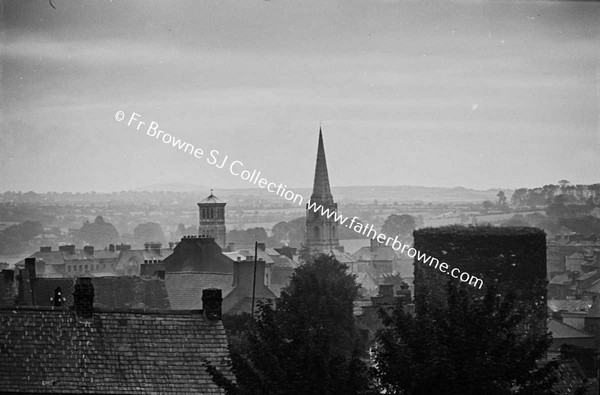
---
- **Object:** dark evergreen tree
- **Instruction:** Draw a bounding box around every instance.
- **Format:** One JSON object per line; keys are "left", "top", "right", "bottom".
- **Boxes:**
{"left": 372, "top": 282, "right": 557, "bottom": 395}
{"left": 209, "top": 253, "right": 376, "bottom": 395}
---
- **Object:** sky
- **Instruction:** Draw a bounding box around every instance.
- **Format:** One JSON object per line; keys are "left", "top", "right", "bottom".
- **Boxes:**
{"left": 1, "top": 0, "right": 599, "bottom": 193}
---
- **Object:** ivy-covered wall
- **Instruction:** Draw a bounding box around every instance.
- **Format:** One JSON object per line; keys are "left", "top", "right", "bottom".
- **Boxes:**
{"left": 413, "top": 225, "right": 547, "bottom": 321}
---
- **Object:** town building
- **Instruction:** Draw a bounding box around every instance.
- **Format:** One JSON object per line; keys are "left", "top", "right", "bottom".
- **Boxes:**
{"left": 0, "top": 278, "right": 233, "bottom": 394}
{"left": 164, "top": 236, "right": 276, "bottom": 314}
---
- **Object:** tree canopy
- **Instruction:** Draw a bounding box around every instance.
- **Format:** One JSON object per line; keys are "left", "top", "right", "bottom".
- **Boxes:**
{"left": 77, "top": 216, "right": 119, "bottom": 248}
{"left": 133, "top": 222, "right": 166, "bottom": 245}
{"left": 381, "top": 214, "right": 417, "bottom": 242}
{"left": 372, "top": 283, "right": 557, "bottom": 395}
{"left": 210, "top": 253, "right": 375, "bottom": 395}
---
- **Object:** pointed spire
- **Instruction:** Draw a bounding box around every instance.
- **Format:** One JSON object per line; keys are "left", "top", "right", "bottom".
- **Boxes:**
{"left": 311, "top": 127, "right": 333, "bottom": 202}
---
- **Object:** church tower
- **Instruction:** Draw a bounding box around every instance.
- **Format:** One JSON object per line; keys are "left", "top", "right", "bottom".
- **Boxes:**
{"left": 198, "top": 190, "right": 226, "bottom": 248}
{"left": 305, "top": 128, "right": 340, "bottom": 252}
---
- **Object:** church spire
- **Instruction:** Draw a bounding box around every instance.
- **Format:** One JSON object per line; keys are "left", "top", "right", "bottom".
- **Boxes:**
{"left": 311, "top": 127, "right": 333, "bottom": 202}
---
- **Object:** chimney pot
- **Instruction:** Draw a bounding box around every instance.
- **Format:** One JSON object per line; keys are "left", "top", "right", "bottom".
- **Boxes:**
{"left": 202, "top": 288, "right": 222, "bottom": 321}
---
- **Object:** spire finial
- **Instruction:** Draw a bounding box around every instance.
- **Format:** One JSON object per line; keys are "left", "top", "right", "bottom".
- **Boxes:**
{"left": 210, "top": 189, "right": 213, "bottom": 196}
{"left": 311, "top": 127, "right": 333, "bottom": 202}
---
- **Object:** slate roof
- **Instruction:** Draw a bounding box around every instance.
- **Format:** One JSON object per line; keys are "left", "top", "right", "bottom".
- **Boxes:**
{"left": 0, "top": 306, "right": 232, "bottom": 394}
{"left": 548, "top": 318, "right": 594, "bottom": 339}
{"left": 587, "top": 297, "right": 600, "bottom": 318}
{"left": 550, "top": 274, "right": 571, "bottom": 285}
{"left": 199, "top": 192, "right": 224, "bottom": 204}
{"left": 352, "top": 245, "right": 397, "bottom": 262}
{"left": 576, "top": 270, "right": 598, "bottom": 281}
{"left": 547, "top": 300, "right": 593, "bottom": 313}
{"left": 17, "top": 250, "right": 120, "bottom": 266}
{"left": 554, "top": 359, "right": 598, "bottom": 395}
{"left": 322, "top": 248, "right": 356, "bottom": 264}
{"left": 225, "top": 249, "right": 275, "bottom": 265}
{"left": 584, "top": 279, "right": 600, "bottom": 294}
{"left": 166, "top": 272, "right": 233, "bottom": 310}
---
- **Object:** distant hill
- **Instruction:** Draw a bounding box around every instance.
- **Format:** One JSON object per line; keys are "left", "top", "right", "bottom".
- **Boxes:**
{"left": 132, "top": 183, "right": 209, "bottom": 192}
{"left": 165, "top": 185, "right": 511, "bottom": 203}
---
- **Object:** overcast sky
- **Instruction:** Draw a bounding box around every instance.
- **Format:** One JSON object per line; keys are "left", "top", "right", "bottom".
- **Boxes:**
{"left": 1, "top": 0, "right": 598, "bottom": 192}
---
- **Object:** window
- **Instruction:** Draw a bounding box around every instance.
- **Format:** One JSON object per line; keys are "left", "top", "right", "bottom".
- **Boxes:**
{"left": 85, "top": 264, "right": 88, "bottom": 271}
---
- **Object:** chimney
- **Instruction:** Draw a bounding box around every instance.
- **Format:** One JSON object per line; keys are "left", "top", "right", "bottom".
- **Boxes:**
{"left": 59, "top": 244, "right": 75, "bottom": 254}
{"left": 168, "top": 241, "right": 175, "bottom": 249}
{"left": 25, "top": 257, "right": 36, "bottom": 279}
{"left": 156, "top": 270, "right": 165, "bottom": 280}
{"left": 73, "top": 277, "right": 94, "bottom": 319}
{"left": 40, "top": 246, "right": 51, "bottom": 252}
{"left": 233, "top": 259, "right": 266, "bottom": 294}
{"left": 257, "top": 243, "right": 266, "bottom": 252}
{"left": 144, "top": 242, "right": 151, "bottom": 251}
{"left": 109, "top": 244, "right": 115, "bottom": 252}
{"left": 116, "top": 243, "right": 131, "bottom": 251}
{"left": 83, "top": 246, "right": 94, "bottom": 255}
{"left": 202, "top": 288, "right": 222, "bottom": 321}
{"left": 379, "top": 284, "right": 394, "bottom": 298}
{"left": 227, "top": 242, "right": 235, "bottom": 252}
{"left": 149, "top": 242, "right": 162, "bottom": 255}
{"left": 370, "top": 238, "right": 379, "bottom": 252}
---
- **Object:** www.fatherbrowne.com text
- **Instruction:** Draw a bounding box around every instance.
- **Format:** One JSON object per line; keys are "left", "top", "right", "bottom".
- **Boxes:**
{"left": 115, "top": 111, "right": 484, "bottom": 289}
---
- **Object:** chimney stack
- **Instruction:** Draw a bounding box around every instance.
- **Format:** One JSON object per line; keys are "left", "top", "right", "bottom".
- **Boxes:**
{"left": 370, "top": 238, "right": 379, "bottom": 252}
{"left": 25, "top": 257, "right": 36, "bottom": 279}
{"left": 83, "top": 246, "right": 94, "bottom": 255}
{"left": 108, "top": 244, "right": 115, "bottom": 252}
{"left": 40, "top": 246, "right": 51, "bottom": 252}
{"left": 379, "top": 284, "right": 394, "bottom": 298}
{"left": 73, "top": 277, "right": 94, "bottom": 319}
{"left": 116, "top": 243, "right": 131, "bottom": 251}
{"left": 202, "top": 288, "right": 222, "bottom": 321}
{"left": 59, "top": 244, "right": 76, "bottom": 254}
{"left": 257, "top": 243, "right": 266, "bottom": 252}
{"left": 233, "top": 259, "right": 266, "bottom": 293}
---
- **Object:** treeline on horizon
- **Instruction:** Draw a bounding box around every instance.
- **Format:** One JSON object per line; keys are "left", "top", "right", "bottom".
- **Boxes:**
{"left": 511, "top": 182, "right": 600, "bottom": 208}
